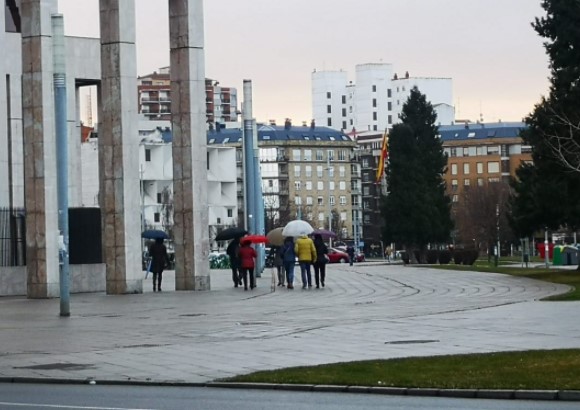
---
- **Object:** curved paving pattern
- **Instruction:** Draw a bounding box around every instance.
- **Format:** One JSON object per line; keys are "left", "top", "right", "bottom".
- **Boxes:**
{"left": 0, "top": 263, "right": 578, "bottom": 384}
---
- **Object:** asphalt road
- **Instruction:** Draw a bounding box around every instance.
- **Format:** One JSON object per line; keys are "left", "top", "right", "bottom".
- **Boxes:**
{"left": 1, "top": 383, "right": 579, "bottom": 410}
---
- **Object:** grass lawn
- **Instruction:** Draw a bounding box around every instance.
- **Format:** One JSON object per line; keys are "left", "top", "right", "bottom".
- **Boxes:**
{"left": 429, "top": 263, "right": 580, "bottom": 301}
{"left": 224, "top": 349, "right": 580, "bottom": 390}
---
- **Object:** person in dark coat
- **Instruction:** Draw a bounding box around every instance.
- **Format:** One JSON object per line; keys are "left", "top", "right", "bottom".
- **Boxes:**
{"left": 149, "top": 238, "right": 170, "bottom": 292}
{"left": 281, "top": 237, "right": 296, "bottom": 289}
{"left": 346, "top": 245, "right": 355, "bottom": 266}
{"left": 226, "top": 238, "right": 242, "bottom": 287}
{"left": 312, "top": 234, "right": 329, "bottom": 288}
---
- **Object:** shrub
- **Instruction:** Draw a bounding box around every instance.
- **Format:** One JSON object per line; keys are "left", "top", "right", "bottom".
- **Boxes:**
{"left": 453, "top": 250, "right": 464, "bottom": 265}
{"left": 438, "top": 250, "right": 452, "bottom": 264}
{"left": 426, "top": 250, "right": 438, "bottom": 264}
{"left": 400, "top": 251, "right": 410, "bottom": 264}
{"left": 462, "top": 249, "right": 479, "bottom": 265}
{"left": 413, "top": 250, "right": 422, "bottom": 264}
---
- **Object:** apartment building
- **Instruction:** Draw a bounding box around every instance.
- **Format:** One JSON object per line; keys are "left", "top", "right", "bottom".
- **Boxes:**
{"left": 312, "top": 63, "right": 454, "bottom": 133}
{"left": 207, "top": 122, "right": 361, "bottom": 241}
{"left": 439, "top": 122, "right": 531, "bottom": 204}
{"left": 137, "top": 67, "right": 238, "bottom": 124}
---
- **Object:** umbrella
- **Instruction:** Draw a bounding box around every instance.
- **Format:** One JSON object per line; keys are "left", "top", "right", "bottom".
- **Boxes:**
{"left": 282, "top": 220, "right": 314, "bottom": 237}
{"left": 215, "top": 227, "right": 248, "bottom": 241}
{"left": 266, "top": 227, "right": 285, "bottom": 246}
{"left": 241, "top": 234, "right": 268, "bottom": 244}
{"left": 141, "top": 229, "right": 169, "bottom": 240}
{"left": 311, "top": 229, "right": 337, "bottom": 239}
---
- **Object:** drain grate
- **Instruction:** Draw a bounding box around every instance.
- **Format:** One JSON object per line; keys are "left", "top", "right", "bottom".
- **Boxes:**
{"left": 385, "top": 340, "right": 439, "bottom": 345}
{"left": 14, "top": 363, "right": 95, "bottom": 371}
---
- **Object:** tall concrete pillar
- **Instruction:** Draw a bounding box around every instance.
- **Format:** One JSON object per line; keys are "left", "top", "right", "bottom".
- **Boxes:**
{"left": 21, "top": 0, "right": 60, "bottom": 298}
{"left": 169, "top": 0, "right": 210, "bottom": 290}
{"left": 99, "top": 0, "right": 142, "bottom": 294}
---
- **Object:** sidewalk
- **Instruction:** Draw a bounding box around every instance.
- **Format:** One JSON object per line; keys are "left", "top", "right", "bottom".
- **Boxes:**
{"left": 1, "top": 263, "right": 579, "bottom": 389}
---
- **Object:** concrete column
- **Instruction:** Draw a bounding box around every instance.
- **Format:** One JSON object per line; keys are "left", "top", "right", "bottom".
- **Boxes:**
{"left": 99, "top": 0, "right": 142, "bottom": 294}
{"left": 21, "top": 0, "right": 60, "bottom": 298}
{"left": 169, "top": 0, "right": 210, "bottom": 290}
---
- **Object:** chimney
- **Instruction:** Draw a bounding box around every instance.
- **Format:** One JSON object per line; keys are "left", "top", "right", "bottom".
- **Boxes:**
{"left": 284, "top": 118, "right": 292, "bottom": 130}
{"left": 310, "top": 119, "right": 316, "bottom": 130}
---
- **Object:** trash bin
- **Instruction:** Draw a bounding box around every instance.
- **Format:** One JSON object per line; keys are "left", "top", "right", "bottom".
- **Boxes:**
{"left": 553, "top": 246, "right": 562, "bottom": 266}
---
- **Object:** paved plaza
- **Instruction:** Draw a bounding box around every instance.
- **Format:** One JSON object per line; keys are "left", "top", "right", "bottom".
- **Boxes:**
{"left": 1, "top": 262, "right": 579, "bottom": 384}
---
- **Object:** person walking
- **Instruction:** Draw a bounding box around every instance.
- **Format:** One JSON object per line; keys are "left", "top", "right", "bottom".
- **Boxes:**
{"left": 281, "top": 237, "right": 296, "bottom": 289}
{"left": 270, "top": 246, "right": 285, "bottom": 286}
{"left": 295, "top": 234, "right": 317, "bottom": 289}
{"left": 346, "top": 245, "right": 355, "bottom": 266}
{"left": 149, "top": 238, "right": 170, "bottom": 292}
{"left": 238, "top": 239, "right": 257, "bottom": 290}
{"left": 226, "top": 238, "right": 241, "bottom": 287}
{"left": 312, "top": 234, "right": 329, "bottom": 288}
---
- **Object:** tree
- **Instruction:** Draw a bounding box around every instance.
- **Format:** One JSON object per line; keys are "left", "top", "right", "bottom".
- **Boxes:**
{"left": 510, "top": 0, "right": 580, "bottom": 240}
{"left": 380, "top": 87, "right": 453, "bottom": 258}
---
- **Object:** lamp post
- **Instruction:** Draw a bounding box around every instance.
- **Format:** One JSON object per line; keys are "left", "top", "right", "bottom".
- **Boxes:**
{"left": 327, "top": 155, "right": 332, "bottom": 247}
{"left": 545, "top": 227, "right": 549, "bottom": 268}
{"left": 494, "top": 203, "right": 500, "bottom": 267}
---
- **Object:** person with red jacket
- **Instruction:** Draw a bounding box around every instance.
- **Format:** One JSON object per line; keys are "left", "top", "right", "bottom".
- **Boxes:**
{"left": 238, "top": 239, "right": 257, "bottom": 290}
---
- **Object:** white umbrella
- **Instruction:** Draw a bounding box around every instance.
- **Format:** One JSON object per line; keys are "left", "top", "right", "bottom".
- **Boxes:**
{"left": 282, "top": 220, "right": 314, "bottom": 237}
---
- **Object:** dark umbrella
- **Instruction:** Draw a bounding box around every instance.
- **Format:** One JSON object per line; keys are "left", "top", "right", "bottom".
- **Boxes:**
{"left": 141, "top": 229, "right": 169, "bottom": 240}
{"left": 215, "top": 227, "right": 248, "bottom": 241}
{"left": 311, "top": 229, "right": 337, "bottom": 239}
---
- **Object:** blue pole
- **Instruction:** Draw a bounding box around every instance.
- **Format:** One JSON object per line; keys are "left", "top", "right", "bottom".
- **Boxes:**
{"left": 53, "top": 14, "right": 70, "bottom": 317}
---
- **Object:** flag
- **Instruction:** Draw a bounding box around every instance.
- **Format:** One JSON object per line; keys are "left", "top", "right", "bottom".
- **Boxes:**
{"left": 375, "top": 130, "right": 389, "bottom": 183}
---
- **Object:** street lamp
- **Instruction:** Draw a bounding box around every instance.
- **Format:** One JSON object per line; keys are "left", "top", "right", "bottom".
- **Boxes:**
{"left": 494, "top": 203, "right": 500, "bottom": 267}
{"left": 327, "top": 155, "right": 332, "bottom": 247}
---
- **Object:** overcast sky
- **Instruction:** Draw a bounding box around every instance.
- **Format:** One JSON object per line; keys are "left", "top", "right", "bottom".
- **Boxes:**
{"left": 58, "top": 0, "right": 550, "bottom": 125}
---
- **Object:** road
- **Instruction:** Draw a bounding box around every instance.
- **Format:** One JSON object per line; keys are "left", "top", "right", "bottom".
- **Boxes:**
{"left": 0, "top": 383, "right": 579, "bottom": 410}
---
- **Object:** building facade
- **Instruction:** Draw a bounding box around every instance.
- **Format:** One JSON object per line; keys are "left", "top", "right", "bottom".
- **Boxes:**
{"left": 207, "top": 123, "right": 361, "bottom": 243}
{"left": 138, "top": 67, "right": 238, "bottom": 125}
{"left": 312, "top": 63, "right": 454, "bottom": 133}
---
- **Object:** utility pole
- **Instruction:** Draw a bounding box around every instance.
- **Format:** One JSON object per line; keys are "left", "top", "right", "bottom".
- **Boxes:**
{"left": 53, "top": 14, "right": 70, "bottom": 317}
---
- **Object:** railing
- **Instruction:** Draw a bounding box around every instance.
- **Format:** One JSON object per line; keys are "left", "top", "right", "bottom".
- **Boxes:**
{"left": 0, "top": 208, "right": 26, "bottom": 267}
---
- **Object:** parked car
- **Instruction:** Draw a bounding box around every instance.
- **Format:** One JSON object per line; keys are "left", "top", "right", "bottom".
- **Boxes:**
{"left": 328, "top": 248, "right": 350, "bottom": 263}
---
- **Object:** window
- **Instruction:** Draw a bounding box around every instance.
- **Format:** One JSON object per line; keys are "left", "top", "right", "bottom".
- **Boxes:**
{"left": 388, "top": 115, "right": 392, "bottom": 124}
{"left": 372, "top": 85, "right": 377, "bottom": 92}
{"left": 372, "top": 99, "right": 377, "bottom": 107}
{"left": 157, "top": 193, "right": 162, "bottom": 203}
{"left": 451, "top": 179, "right": 458, "bottom": 191}
{"left": 327, "top": 118, "right": 332, "bottom": 127}
{"left": 342, "top": 121, "right": 347, "bottom": 130}
{"left": 463, "top": 163, "right": 470, "bottom": 175}
{"left": 373, "top": 112, "right": 377, "bottom": 121}
{"left": 488, "top": 177, "right": 500, "bottom": 183}
{"left": 463, "top": 147, "right": 469, "bottom": 157}
{"left": 338, "top": 150, "right": 346, "bottom": 161}
{"left": 317, "top": 181, "right": 324, "bottom": 190}
{"left": 451, "top": 164, "right": 458, "bottom": 175}
{"left": 145, "top": 149, "right": 151, "bottom": 162}
{"left": 295, "top": 181, "right": 301, "bottom": 191}
{"left": 477, "top": 162, "right": 484, "bottom": 174}
{"left": 154, "top": 212, "right": 160, "bottom": 222}
{"left": 487, "top": 146, "right": 500, "bottom": 155}
{"left": 450, "top": 147, "right": 457, "bottom": 157}
{"left": 294, "top": 165, "right": 301, "bottom": 177}
{"left": 339, "top": 196, "right": 347, "bottom": 205}
{"left": 329, "top": 196, "right": 335, "bottom": 206}
{"left": 477, "top": 178, "right": 484, "bottom": 186}
{"left": 340, "top": 212, "right": 347, "bottom": 221}
{"left": 227, "top": 209, "right": 233, "bottom": 217}
{"left": 306, "top": 196, "right": 313, "bottom": 205}
{"left": 387, "top": 89, "right": 392, "bottom": 98}
{"left": 476, "top": 146, "right": 485, "bottom": 156}
{"left": 305, "top": 166, "right": 312, "bottom": 177}
{"left": 305, "top": 181, "right": 312, "bottom": 190}
{"left": 294, "top": 196, "right": 302, "bottom": 205}
{"left": 318, "top": 212, "right": 325, "bottom": 221}
{"left": 318, "top": 197, "right": 324, "bottom": 206}
{"left": 452, "top": 195, "right": 458, "bottom": 203}
{"left": 328, "top": 167, "right": 334, "bottom": 178}
{"left": 327, "top": 150, "right": 335, "bottom": 161}
{"left": 329, "top": 181, "right": 335, "bottom": 190}
{"left": 363, "top": 186, "right": 370, "bottom": 196}
{"left": 388, "top": 102, "right": 392, "bottom": 111}
{"left": 339, "top": 181, "right": 346, "bottom": 190}
{"left": 317, "top": 166, "right": 323, "bottom": 177}
{"left": 342, "top": 95, "right": 346, "bottom": 104}
{"left": 326, "top": 91, "right": 331, "bottom": 99}
{"left": 339, "top": 166, "right": 346, "bottom": 177}
{"left": 487, "top": 162, "right": 500, "bottom": 173}
{"left": 316, "top": 150, "right": 324, "bottom": 161}
{"left": 292, "top": 149, "right": 301, "bottom": 161}
{"left": 342, "top": 108, "right": 347, "bottom": 117}
{"left": 362, "top": 158, "right": 369, "bottom": 168}
{"left": 327, "top": 105, "right": 332, "bottom": 114}
{"left": 464, "top": 179, "right": 470, "bottom": 186}
{"left": 304, "top": 149, "right": 312, "bottom": 161}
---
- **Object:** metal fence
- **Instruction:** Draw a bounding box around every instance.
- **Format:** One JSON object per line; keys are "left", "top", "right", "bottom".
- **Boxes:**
{"left": 0, "top": 207, "right": 26, "bottom": 267}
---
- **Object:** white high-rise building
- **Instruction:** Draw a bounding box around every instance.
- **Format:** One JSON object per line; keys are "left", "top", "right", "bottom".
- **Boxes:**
{"left": 312, "top": 63, "right": 454, "bottom": 133}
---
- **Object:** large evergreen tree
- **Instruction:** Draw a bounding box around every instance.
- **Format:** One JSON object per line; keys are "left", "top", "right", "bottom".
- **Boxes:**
{"left": 510, "top": 0, "right": 580, "bottom": 237}
{"left": 381, "top": 87, "right": 452, "bottom": 254}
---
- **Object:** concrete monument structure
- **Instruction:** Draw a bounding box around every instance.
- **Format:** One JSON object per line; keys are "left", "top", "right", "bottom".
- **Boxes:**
{"left": 1, "top": 0, "right": 209, "bottom": 297}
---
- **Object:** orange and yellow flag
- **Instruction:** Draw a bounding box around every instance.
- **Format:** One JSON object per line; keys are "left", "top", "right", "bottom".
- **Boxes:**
{"left": 375, "top": 130, "right": 389, "bottom": 183}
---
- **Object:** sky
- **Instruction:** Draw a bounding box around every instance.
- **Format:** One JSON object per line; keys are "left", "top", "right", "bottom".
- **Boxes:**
{"left": 58, "top": 0, "right": 550, "bottom": 125}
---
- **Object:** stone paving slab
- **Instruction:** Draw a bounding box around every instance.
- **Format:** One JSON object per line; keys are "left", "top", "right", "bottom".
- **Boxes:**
{"left": 0, "top": 263, "right": 578, "bottom": 388}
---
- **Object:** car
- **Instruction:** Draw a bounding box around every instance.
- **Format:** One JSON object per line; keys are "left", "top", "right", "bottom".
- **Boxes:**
{"left": 327, "top": 248, "right": 350, "bottom": 263}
